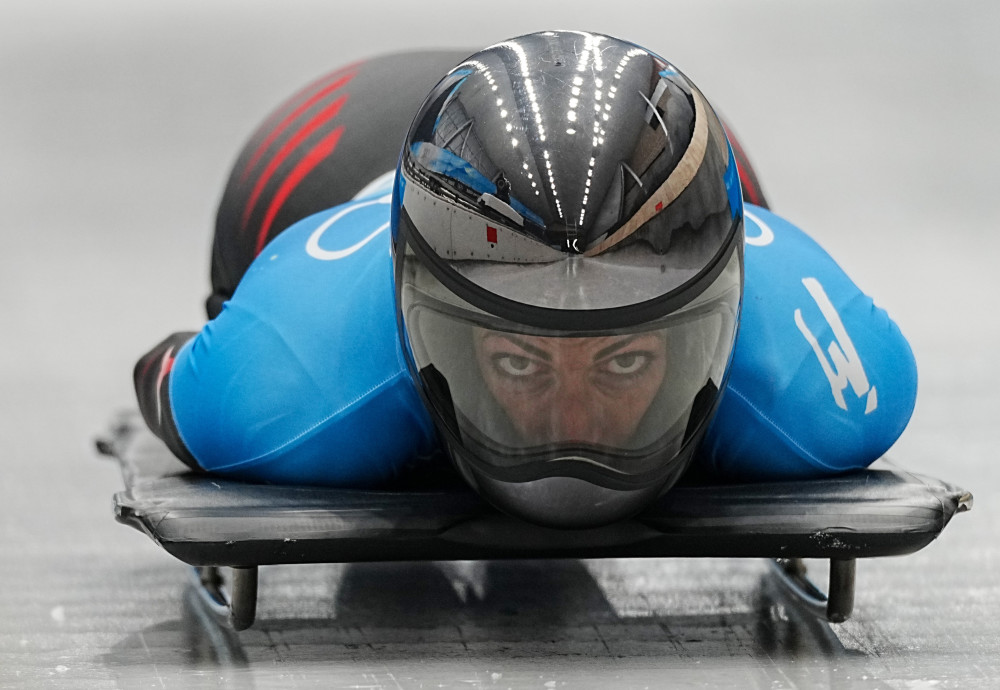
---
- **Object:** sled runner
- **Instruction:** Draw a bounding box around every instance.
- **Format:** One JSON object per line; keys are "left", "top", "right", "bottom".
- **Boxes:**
{"left": 96, "top": 411, "right": 971, "bottom": 631}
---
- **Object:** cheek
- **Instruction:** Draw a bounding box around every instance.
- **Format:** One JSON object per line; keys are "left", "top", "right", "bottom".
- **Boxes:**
{"left": 474, "top": 361, "right": 550, "bottom": 431}
{"left": 604, "top": 361, "right": 666, "bottom": 422}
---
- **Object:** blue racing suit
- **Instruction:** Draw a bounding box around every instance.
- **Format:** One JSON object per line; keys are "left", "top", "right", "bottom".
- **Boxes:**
{"left": 135, "top": 175, "right": 918, "bottom": 486}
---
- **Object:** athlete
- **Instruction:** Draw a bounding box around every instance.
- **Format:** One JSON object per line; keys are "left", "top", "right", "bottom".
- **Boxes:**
{"left": 134, "top": 32, "right": 918, "bottom": 528}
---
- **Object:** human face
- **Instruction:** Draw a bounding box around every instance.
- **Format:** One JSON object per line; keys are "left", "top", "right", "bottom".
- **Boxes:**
{"left": 473, "top": 330, "right": 669, "bottom": 448}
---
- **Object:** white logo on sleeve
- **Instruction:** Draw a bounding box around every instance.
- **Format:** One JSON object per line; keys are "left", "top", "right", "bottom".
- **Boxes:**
{"left": 305, "top": 194, "right": 392, "bottom": 261}
{"left": 744, "top": 209, "right": 775, "bottom": 247}
{"left": 794, "top": 277, "right": 878, "bottom": 414}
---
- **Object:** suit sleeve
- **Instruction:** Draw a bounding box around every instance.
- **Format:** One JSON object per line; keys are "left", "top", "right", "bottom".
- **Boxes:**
{"left": 138, "top": 201, "right": 437, "bottom": 488}
{"left": 699, "top": 206, "right": 918, "bottom": 481}
{"left": 133, "top": 331, "right": 201, "bottom": 470}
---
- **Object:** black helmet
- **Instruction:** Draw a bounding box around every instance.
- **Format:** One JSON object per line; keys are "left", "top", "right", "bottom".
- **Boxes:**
{"left": 392, "top": 31, "right": 743, "bottom": 528}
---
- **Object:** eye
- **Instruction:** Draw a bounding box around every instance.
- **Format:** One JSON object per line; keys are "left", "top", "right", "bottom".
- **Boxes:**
{"left": 605, "top": 352, "right": 648, "bottom": 375}
{"left": 494, "top": 354, "right": 540, "bottom": 377}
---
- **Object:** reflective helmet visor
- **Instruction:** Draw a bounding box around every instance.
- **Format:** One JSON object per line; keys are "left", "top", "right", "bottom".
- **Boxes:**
{"left": 398, "top": 242, "right": 741, "bottom": 488}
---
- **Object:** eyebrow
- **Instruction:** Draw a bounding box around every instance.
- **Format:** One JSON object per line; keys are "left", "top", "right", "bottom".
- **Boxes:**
{"left": 484, "top": 333, "right": 659, "bottom": 363}
{"left": 487, "top": 334, "right": 552, "bottom": 361}
{"left": 593, "top": 335, "right": 645, "bottom": 361}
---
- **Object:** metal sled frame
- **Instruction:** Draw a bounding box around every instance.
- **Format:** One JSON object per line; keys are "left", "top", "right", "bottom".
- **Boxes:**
{"left": 97, "top": 412, "right": 971, "bottom": 631}
{"left": 184, "top": 557, "right": 859, "bottom": 632}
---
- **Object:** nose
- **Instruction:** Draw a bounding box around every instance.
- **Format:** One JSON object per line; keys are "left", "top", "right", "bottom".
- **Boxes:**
{"left": 549, "top": 383, "right": 604, "bottom": 445}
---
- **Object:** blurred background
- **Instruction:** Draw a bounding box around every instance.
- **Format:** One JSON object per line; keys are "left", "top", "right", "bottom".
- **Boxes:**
{"left": 1, "top": 0, "right": 997, "bottom": 687}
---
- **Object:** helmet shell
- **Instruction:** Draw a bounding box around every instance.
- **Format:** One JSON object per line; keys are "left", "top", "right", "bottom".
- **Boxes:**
{"left": 393, "top": 31, "right": 744, "bottom": 528}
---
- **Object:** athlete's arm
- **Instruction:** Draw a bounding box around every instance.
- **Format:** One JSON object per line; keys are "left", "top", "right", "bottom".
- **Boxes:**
{"left": 699, "top": 206, "right": 918, "bottom": 480}
{"left": 133, "top": 331, "right": 200, "bottom": 470}
{"left": 135, "top": 200, "right": 437, "bottom": 487}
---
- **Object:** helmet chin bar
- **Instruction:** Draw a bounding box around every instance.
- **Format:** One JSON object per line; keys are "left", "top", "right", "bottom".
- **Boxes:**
{"left": 456, "top": 444, "right": 688, "bottom": 529}
{"left": 417, "top": 361, "right": 722, "bottom": 527}
{"left": 444, "top": 419, "right": 709, "bottom": 529}
{"left": 455, "top": 421, "right": 694, "bottom": 489}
